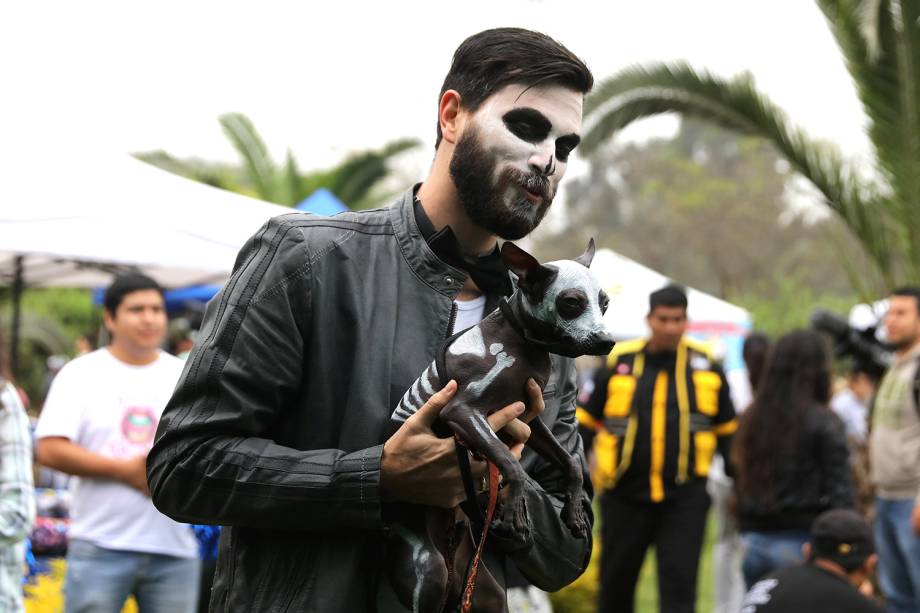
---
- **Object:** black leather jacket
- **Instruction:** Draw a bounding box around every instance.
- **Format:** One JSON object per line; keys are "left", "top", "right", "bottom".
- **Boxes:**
{"left": 146, "top": 188, "right": 593, "bottom": 612}
{"left": 736, "top": 407, "right": 854, "bottom": 532}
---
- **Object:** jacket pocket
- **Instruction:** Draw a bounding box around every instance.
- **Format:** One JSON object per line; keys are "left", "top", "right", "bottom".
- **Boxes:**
{"left": 693, "top": 371, "right": 721, "bottom": 416}
{"left": 604, "top": 375, "right": 636, "bottom": 418}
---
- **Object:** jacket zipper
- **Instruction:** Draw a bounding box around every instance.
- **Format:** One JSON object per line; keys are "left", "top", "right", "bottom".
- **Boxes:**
{"left": 446, "top": 302, "right": 458, "bottom": 338}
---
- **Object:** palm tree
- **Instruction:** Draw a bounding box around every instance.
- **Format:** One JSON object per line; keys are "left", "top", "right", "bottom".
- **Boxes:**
{"left": 581, "top": 0, "right": 920, "bottom": 297}
{"left": 138, "top": 112, "right": 420, "bottom": 210}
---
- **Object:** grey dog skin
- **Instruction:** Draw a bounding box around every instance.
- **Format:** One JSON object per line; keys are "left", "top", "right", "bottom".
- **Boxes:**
{"left": 385, "top": 239, "right": 615, "bottom": 613}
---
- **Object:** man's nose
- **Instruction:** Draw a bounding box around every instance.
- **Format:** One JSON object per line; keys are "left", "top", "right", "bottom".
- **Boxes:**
{"left": 528, "top": 145, "right": 555, "bottom": 176}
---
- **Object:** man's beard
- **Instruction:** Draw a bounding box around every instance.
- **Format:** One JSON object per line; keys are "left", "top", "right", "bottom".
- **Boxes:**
{"left": 449, "top": 126, "right": 555, "bottom": 240}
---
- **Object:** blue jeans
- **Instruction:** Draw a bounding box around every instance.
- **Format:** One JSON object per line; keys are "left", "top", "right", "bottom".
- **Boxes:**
{"left": 740, "top": 530, "right": 809, "bottom": 589}
{"left": 875, "top": 497, "right": 920, "bottom": 613}
{"left": 64, "top": 539, "right": 201, "bottom": 613}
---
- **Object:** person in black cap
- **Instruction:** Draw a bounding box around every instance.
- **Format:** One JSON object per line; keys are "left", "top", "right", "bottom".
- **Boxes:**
{"left": 739, "top": 509, "right": 881, "bottom": 612}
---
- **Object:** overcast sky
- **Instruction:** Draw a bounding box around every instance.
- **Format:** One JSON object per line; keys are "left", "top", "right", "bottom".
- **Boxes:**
{"left": 2, "top": 1, "right": 871, "bottom": 183}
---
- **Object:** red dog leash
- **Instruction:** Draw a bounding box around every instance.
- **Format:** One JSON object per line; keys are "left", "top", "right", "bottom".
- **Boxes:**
{"left": 461, "top": 460, "right": 500, "bottom": 613}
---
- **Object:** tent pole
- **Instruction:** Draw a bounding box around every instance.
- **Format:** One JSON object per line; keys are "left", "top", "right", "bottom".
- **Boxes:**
{"left": 10, "top": 255, "right": 23, "bottom": 379}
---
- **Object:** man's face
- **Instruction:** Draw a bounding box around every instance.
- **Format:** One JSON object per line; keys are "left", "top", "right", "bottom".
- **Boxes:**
{"left": 104, "top": 289, "right": 167, "bottom": 352}
{"left": 449, "top": 83, "right": 583, "bottom": 240}
{"left": 647, "top": 305, "right": 688, "bottom": 352}
{"left": 884, "top": 295, "right": 920, "bottom": 350}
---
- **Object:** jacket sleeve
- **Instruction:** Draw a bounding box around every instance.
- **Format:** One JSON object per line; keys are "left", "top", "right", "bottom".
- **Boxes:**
{"left": 819, "top": 412, "right": 856, "bottom": 509}
{"left": 491, "top": 359, "right": 594, "bottom": 591}
{"left": 147, "top": 217, "right": 384, "bottom": 532}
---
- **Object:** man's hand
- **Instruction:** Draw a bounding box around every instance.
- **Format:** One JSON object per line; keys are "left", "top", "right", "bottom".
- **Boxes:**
{"left": 380, "top": 380, "right": 530, "bottom": 508}
{"left": 912, "top": 501, "right": 920, "bottom": 535}
{"left": 116, "top": 455, "right": 151, "bottom": 496}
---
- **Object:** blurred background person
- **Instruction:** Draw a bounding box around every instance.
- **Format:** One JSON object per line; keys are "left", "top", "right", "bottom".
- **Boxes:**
{"left": 733, "top": 329, "right": 855, "bottom": 588}
{"left": 34, "top": 274, "right": 199, "bottom": 613}
{"left": 870, "top": 286, "right": 920, "bottom": 613}
{"left": 585, "top": 284, "right": 737, "bottom": 613}
{"left": 0, "top": 331, "right": 36, "bottom": 612}
{"left": 831, "top": 363, "right": 878, "bottom": 448}
{"left": 740, "top": 509, "right": 881, "bottom": 613}
{"left": 710, "top": 331, "right": 771, "bottom": 613}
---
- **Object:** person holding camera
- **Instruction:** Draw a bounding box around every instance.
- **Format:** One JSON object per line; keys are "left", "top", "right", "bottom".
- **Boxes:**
{"left": 870, "top": 286, "right": 920, "bottom": 613}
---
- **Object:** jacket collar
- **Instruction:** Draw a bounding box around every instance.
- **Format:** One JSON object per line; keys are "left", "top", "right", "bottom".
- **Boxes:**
{"left": 389, "top": 185, "right": 466, "bottom": 298}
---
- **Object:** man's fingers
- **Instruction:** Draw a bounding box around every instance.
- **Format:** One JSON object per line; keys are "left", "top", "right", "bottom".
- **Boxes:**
{"left": 487, "top": 401, "right": 525, "bottom": 433}
{"left": 520, "top": 378, "right": 545, "bottom": 424}
{"left": 410, "top": 380, "right": 457, "bottom": 428}
{"left": 508, "top": 442, "right": 525, "bottom": 461}
{"left": 497, "top": 418, "right": 531, "bottom": 445}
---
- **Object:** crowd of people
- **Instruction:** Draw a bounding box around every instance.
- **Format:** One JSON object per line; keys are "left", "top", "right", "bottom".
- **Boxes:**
{"left": 577, "top": 284, "right": 920, "bottom": 613}
{"left": 0, "top": 25, "right": 916, "bottom": 613}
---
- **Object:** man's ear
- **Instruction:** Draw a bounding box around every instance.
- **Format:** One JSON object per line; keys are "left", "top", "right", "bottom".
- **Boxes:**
{"left": 438, "top": 90, "right": 463, "bottom": 146}
{"left": 501, "top": 242, "right": 557, "bottom": 302}
{"left": 573, "top": 237, "right": 596, "bottom": 268}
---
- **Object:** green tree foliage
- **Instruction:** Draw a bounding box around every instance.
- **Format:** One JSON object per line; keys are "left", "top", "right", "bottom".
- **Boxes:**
{"left": 137, "top": 112, "right": 420, "bottom": 210}
{"left": 532, "top": 119, "right": 860, "bottom": 333}
{"left": 581, "top": 0, "right": 920, "bottom": 297}
{"left": 0, "top": 288, "right": 100, "bottom": 408}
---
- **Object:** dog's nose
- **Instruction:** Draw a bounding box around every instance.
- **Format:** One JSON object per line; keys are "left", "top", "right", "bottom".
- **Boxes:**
{"left": 592, "top": 333, "right": 616, "bottom": 356}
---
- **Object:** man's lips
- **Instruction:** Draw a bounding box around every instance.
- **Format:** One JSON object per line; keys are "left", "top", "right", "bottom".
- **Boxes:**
{"left": 519, "top": 182, "right": 544, "bottom": 203}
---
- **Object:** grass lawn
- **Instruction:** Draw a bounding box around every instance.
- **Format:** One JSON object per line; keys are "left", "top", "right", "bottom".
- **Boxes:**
{"left": 551, "top": 511, "right": 717, "bottom": 613}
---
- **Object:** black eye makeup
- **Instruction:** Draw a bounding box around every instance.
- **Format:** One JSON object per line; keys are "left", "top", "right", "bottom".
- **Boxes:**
{"left": 502, "top": 108, "right": 551, "bottom": 143}
{"left": 501, "top": 107, "right": 581, "bottom": 163}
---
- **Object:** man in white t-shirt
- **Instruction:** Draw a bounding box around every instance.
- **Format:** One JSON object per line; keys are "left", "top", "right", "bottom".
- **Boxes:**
{"left": 35, "top": 274, "right": 199, "bottom": 613}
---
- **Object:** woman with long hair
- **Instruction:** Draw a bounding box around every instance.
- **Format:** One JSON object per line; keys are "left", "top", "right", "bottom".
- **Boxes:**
{"left": 732, "top": 329, "right": 855, "bottom": 588}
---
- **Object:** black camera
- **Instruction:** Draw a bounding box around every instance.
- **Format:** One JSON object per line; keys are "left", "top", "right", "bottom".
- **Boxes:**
{"left": 810, "top": 309, "right": 890, "bottom": 379}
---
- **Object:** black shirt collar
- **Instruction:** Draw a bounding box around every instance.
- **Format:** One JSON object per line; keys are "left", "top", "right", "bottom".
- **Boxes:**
{"left": 412, "top": 197, "right": 513, "bottom": 297}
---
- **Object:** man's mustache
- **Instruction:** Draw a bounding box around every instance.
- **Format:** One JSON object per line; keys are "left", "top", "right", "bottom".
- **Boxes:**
{"left": 505, "top": 167, "right": 554, "bottom": 202}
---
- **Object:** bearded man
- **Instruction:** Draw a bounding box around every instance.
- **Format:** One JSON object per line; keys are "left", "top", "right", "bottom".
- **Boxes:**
{"left": 147, "top": 28, "right": 594, "bottom": 612}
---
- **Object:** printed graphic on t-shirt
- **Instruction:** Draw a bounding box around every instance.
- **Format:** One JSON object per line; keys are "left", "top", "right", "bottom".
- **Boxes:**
{"left": 741, "top": 578, "right": 778, "bottom": 612}
{"left": 121, "top": 406, "right": 158, "bottom": 445}
{"left": 101, "top": 404, "right": 159, "bottom": 458}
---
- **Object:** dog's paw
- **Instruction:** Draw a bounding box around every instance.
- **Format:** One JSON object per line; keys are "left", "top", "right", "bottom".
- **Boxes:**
{"left": 493, "top": 494, "right": 530, "bottom": 542}
{"left": 561, "top": 495, "right": 588, "bottom": 539}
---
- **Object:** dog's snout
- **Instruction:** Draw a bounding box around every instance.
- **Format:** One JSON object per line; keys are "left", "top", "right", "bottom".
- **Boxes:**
{"left": 590, "top": 332, "right": 616, "bottom": 356}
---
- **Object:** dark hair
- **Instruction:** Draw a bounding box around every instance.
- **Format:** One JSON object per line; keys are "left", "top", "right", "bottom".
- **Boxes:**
{"left": 649, "top": 284, "right": 688, "bottom": 312}
{"left": 103, "top": 273, "right": 164, "bottom": 315}
{"left": 742, "top": 332, "right": 771, "bottom": 395}
{"left": 891, "top": 286, "right": 920, "bottom": 313}
{"left": 733, "top": 329, "right": 832, "bottom": 504}
{"left": 435, "top": 27, "right": 593, "bottom": 148}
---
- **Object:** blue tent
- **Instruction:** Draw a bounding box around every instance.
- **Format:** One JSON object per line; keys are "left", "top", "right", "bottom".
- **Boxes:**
{"left": 295, "top": 188, "right": 348, "bottom": 216}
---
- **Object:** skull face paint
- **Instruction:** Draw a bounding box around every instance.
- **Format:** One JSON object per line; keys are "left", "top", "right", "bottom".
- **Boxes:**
{"left": 450, "top": 84, "right": 583, "bottom": 240}
{"left": 522, "top": 260, "right": 613, "bottom": 355}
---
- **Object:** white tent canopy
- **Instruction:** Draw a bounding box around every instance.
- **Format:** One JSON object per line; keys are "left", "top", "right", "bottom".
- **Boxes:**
{"left": 590, "top": 248, "right": 751, "bottom": 340}
{"left": 0, "top": 154, "right": 293, "bottom": 288}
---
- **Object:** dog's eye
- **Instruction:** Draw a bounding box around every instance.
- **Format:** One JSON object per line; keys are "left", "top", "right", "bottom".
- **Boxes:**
{"left": 556, "top": 291, "right": 587, "bottom": 319}
{"left": 599, "top": 291, "right": 610, "bottom": 314}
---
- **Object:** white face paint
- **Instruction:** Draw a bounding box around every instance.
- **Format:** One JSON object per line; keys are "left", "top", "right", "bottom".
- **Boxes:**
{"left": 524, "top": 260, "right": 612, "bottom": 345}
{"left": 467, "top": 84, "right": 583, "bottom": 207}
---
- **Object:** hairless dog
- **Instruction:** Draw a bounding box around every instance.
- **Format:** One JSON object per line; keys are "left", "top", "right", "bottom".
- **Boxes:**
{"left": 385, "top": 239, "right": 615, "bottom": 613}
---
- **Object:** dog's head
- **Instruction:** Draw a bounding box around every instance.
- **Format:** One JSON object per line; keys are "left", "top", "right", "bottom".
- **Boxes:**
{"left": 501, "top": 238, "right": 615, "bottom": 358}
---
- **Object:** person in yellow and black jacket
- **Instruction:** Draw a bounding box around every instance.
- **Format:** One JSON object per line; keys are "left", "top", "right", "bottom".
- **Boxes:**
{"left": 580, "top": 284, "right": 737, "bottom": 613}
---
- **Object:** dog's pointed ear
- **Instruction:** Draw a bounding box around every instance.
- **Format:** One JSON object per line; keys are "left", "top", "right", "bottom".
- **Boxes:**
{"left": 502, "top": 241, "right": 557, "bottom": 301}
{"left": 573, "top": 238, "right": 596, "bottom": 268}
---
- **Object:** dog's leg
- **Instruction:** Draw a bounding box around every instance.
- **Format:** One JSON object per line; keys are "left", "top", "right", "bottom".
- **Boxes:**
{"left": 386, "top": 506, "right": 451, "bottom": 613}
{"left": 524, "top": 417, "right": 589, "bottom": 538}
{"left": 441, "top": 404, "right": 530, "bottom": 539}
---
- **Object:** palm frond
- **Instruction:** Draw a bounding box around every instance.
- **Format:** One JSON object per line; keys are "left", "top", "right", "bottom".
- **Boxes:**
{"left": 582, "top": 62, "right": 896, "bottom": 286}
{"left": 218, "top": 113, "right": 279, "bottom": 202}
